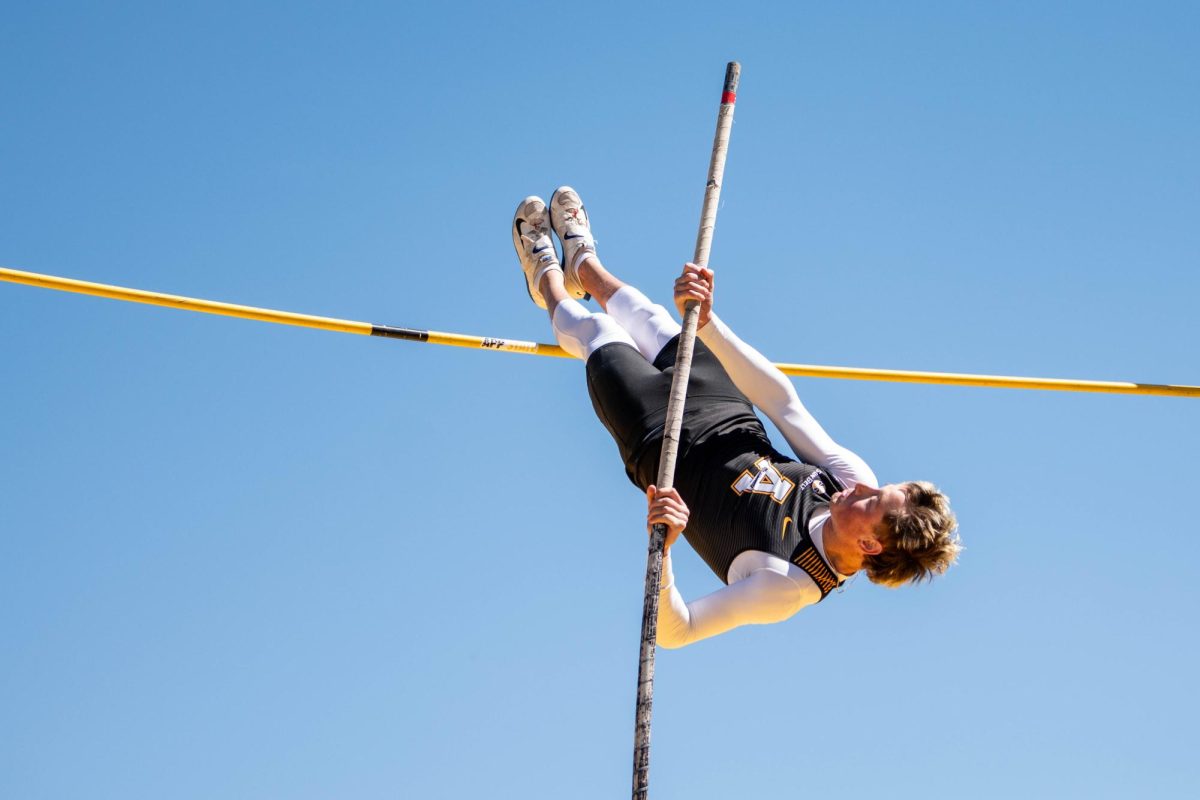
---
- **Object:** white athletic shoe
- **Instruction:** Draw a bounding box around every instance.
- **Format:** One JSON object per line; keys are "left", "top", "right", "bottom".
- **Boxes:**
{"left": 549, "top": 186, "right": 594, "bottom": 300}
{"left": 512, "top": 196, "right": 564, "bottom": 310}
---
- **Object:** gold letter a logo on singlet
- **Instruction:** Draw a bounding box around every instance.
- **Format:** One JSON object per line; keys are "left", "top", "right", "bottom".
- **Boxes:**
{"left": 731, "top": 457, "right": 796, "bottom": 505}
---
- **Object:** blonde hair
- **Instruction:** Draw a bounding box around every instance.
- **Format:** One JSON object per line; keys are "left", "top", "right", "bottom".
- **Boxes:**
{"left": 864, "top": 481, "right": 961, "bottom": 588}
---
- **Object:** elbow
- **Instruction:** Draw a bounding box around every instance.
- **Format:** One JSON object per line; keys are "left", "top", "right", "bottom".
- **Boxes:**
{"left": 654, "top": 620, "right": 693, "bottom": 649}
{"left": 656, "top": 632, "right": 689, "bottom": 650}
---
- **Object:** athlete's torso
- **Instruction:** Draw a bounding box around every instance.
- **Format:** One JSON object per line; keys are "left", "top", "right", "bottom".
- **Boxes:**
{"left": 675, "top": 428, "right": 844, "bottom": 591}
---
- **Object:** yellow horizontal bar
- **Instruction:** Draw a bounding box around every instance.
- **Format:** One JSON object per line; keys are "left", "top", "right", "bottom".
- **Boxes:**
{"left": 424, "top": 330, "right": 571, "bottom": 358}
{"left": 1, "top": 266, "right": 372, "bottom": 336}
{"left": 3, "top": 266, "right": 1196, "bottom": 398}
{"left": 773, "top": 362, "right": 1199, "bottom": 398}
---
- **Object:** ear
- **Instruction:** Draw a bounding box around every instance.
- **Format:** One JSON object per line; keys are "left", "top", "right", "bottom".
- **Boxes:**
{"left": 858, "top": 535, "right": 883, "bottom": 556}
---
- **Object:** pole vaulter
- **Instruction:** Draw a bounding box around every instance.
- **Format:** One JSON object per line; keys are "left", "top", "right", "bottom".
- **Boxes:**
{"left": 2, "top": 264, "right": 1196, "bottom": 399}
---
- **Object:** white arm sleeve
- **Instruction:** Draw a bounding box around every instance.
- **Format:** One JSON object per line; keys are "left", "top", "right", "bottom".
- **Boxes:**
{"left": 698, "top": 314, "right": 878, "bottom": 489}
{"left": 656, "top": 552, "right": 816, "bottom": 649}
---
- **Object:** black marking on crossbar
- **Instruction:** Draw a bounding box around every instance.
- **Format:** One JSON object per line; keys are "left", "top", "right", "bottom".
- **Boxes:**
{"left": 370, "top": 325, "right": 429, "bottom": 342}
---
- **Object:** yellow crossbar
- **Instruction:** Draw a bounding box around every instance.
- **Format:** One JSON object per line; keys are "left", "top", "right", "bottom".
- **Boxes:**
{"left": 3, "top": 266, "right": 1196, "bottom": 398}
{"left": 2, "top": 265, "right": 373, "bottom": 336}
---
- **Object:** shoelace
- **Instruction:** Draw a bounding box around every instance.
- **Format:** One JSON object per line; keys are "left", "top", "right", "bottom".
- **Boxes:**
{"left": 560, "top": 206, "right": 588, "bottom": 231}
{"left": 520, "top": 229, "right": 551, "bottom": 248}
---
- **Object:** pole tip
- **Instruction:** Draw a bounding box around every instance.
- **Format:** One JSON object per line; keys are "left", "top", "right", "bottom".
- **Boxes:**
{"left": 724, "top": 62, "right": 741, "bottom": 93}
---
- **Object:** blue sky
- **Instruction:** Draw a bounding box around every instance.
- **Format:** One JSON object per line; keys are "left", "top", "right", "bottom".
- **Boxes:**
{"left": 2, "top": 2, "right": 1198, "bottom": 798}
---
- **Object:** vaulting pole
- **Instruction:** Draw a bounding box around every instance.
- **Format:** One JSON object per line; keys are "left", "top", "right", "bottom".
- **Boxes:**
{"left": 631, "top": 61, "right": 740, "bottom": 800}
{"left": 2, "top": 266, "right": 1196, "bottom": 398}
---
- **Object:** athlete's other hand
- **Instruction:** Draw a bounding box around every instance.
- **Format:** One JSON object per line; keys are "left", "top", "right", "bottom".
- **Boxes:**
{"left": 673, "top": 263, "right": 714, "bottom": 329}
{"left": 646, "top": 485, "right": 689, "bottom": 551}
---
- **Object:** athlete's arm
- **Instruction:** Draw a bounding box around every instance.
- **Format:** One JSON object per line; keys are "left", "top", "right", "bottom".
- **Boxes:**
{"left": 674, "top": 264, "right": 877, "bottom": 488}
{"left": 657, "top": 554, "right": 815, "bottom": 648}
{"left": 646, "top": 485, "right": 816, "bottom": 648}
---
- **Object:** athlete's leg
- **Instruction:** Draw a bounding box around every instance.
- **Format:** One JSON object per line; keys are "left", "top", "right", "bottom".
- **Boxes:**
{"left": 539, "top": 190, "right": 743, "bottom": 426}
{"left": 515, "top": 193, "right": 668, "bottom": 482}
{"left": 550, "top": 187, "right": 681, "bottom": 363}
{"left": 513, "top": 194, "right": 632, "bottom": 360}
{"left": 540, "top": 270, "right": 635, "bottom": 360}
{"left": 577, "top": 256, "right": 753, "bottom": 407}
{"left": 579, "top": 254, "right": 681, "bottom": 363}
{"left": 573, "top": 253, "right": 624, "bottom": 308}
{"left": 537, "top": 269, "right": 670, "bottom": 487}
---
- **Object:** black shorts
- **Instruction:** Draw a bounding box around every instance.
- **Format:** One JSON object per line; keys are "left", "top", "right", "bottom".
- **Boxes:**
{"left": 585, "top": 335, "right": 769, "bottom": 489}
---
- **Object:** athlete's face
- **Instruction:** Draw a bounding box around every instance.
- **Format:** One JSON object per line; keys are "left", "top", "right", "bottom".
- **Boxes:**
{"left": 829, "top": 483, "right": 908, "bottom": 552}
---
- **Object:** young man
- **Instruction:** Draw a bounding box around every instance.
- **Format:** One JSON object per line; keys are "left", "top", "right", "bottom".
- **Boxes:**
{"left": 512, "top": 187, "right": 960, "bottom": 649}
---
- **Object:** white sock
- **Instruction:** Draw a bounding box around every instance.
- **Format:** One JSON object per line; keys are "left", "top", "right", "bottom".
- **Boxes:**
{"left": 532, "top": 262, "right": 564, "bottom": 294}
{"left": 605, "top": 286, "right": 682, "bottom": 362}
{"left": 570, "top": 243, "right": 595, "bottom": 273}
{"left": 552, "top": 300, "right": 636, "bottom": 360}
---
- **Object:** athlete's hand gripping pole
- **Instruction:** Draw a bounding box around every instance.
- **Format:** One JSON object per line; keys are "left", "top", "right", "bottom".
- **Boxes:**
{"left": 632, "top": 61, "right": 740, "bottom": 800}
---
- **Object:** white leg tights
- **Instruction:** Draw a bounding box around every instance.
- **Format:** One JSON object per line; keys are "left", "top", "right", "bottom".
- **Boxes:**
{"left": 551, "top": 300, "right": 637, "bottom": 360}
{"left": 604, "top": 286, "right": 682, "bottom": 363}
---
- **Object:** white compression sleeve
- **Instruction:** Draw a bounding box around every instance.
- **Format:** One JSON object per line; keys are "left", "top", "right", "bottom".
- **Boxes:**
{"left": 656, "top": 552, "right": 819, "bottom": 649}
{"left": 604, "top": 286, "right": 682, "bottom": 363}
{"left": 698, "top": 314, "right": 877, "bottom": 489}
{"left": 551, "top": 300, "right": 636, "bottom": 360}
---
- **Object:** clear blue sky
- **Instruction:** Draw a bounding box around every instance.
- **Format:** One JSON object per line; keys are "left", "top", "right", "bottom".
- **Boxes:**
{"left": 3, "top": 2, "right": 1198, "bottom": 798}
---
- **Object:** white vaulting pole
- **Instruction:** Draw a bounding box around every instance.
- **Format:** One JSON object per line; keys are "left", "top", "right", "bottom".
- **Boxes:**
{"left": 631, "top": 61, "right": 740, "bottom": 800}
